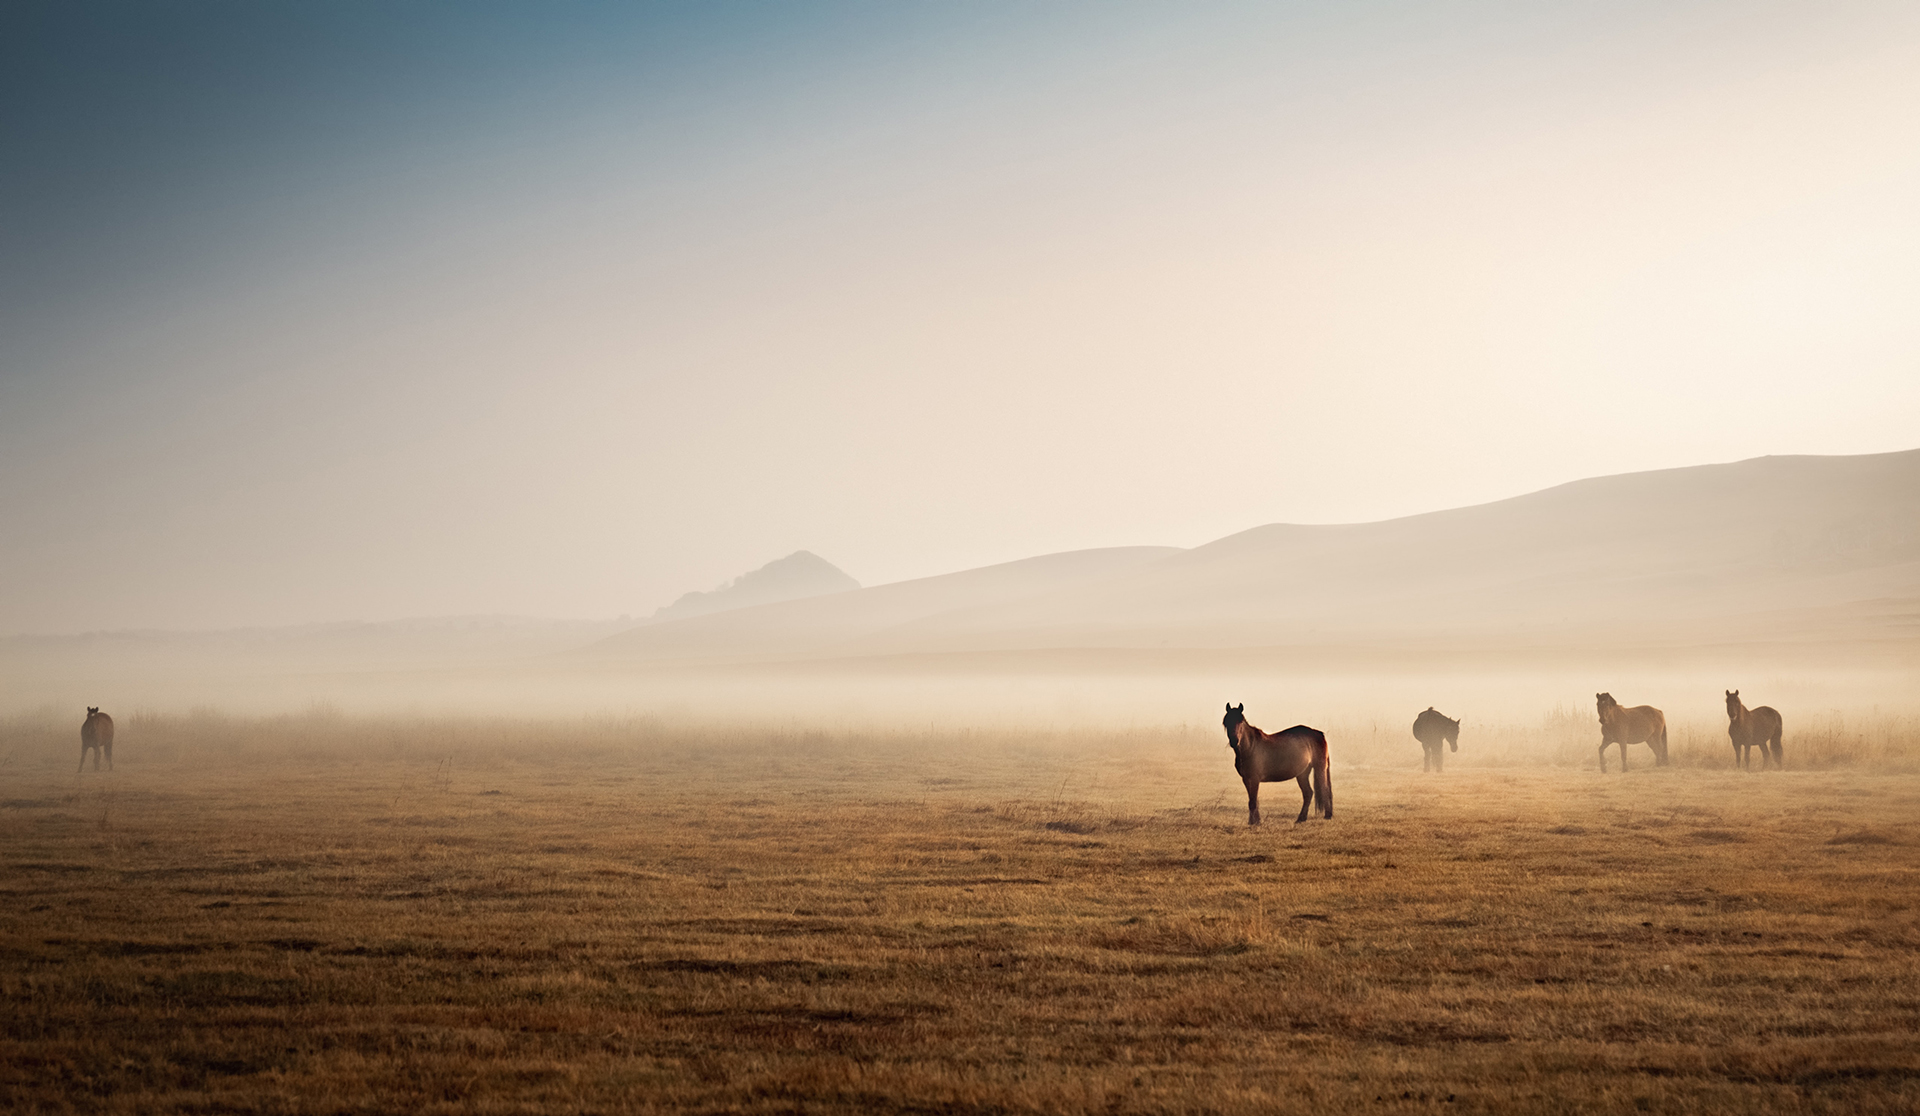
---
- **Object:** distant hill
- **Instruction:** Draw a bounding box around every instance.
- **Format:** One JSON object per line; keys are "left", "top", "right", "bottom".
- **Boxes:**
{"left": 584, "top": 547, "right": 1183, "bottom": 663}
{"left": 581, "top": 450, "right": 1920, "bottom": 665}
{"left": 647, "top": 551, "right": 859, "bottom": 623}
{"left": 8, "top": 452, "right": 1914, "bottom": 720}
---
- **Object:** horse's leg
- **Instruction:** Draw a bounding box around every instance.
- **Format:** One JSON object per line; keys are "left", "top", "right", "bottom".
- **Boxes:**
{"left": 1770, "top": 728, "right": 1783, "bottom": 770}
{"left": 1295, "top": 774, "right": 1312, "bottom": 824}
{"left": 1434, "top": 740, "right": 1444, "bottom": 774}
{"left": 105, "top": 741, "right": 112, "bottom": 771}
{"left": 77, "top": 746, "right": 86, "bottom": 774}
{"left": 1597, "top": 739, "right": 1609, "bottom": 773}
{"left": 1246, "top": 778, "right": 1261, "bottom": 826}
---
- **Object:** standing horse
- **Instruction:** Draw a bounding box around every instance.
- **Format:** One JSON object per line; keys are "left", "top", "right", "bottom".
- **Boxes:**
{"left": 1725, "top": 690, "right": 1783, "bottom": 770}
{"left": 1595, "top": 693, "right": 1667, "bottom": 773}
{"left": 1411, "top": 707, "right": 1459, "bottom": 773}
{"left": 1222, "top": 703, "right": 1332, "bottom": 825}
{"left": 80, "top": 707, "right": 114, "bottom": 772}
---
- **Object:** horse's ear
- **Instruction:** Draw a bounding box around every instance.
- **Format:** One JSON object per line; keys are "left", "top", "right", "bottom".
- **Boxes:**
{"left": 1235, "top": 703, "right": 1243, "bottom": 713}
{"left": 1225, "top": 703, "right": 1232, "bottom": 712}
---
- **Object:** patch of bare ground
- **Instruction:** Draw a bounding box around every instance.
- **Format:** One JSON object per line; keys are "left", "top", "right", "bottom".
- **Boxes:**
{"left": 0, "top": 719, "right": 1917, "bottom": 1113}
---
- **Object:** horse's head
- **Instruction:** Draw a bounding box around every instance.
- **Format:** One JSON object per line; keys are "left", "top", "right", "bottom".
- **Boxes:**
{"left": 1725, "top": 690, "right": 1740, "bottom": 716}
{"left": 86, "top": 706, "right": 98, "bottom": 717}
{"left": 1596, "top": 693, "right": 1615, "bottom": 717}
{"left": 1222, "top": 703, "right": 1246, "bottom": 748}
{"left": 1445, "top": 714, "right": 1461, "bottom": 747}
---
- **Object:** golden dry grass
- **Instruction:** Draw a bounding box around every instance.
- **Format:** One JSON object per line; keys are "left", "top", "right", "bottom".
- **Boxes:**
{"left": 3, "top": 712, "right": 1919, "bottom": 1114}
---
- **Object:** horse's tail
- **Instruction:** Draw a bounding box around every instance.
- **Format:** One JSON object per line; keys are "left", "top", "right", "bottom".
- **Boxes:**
{"left": 1314, "top": 732, "right": 1333, "bottom": 818}
{"left": 1655, "top": 717, "right": 1670, "bottom": 765}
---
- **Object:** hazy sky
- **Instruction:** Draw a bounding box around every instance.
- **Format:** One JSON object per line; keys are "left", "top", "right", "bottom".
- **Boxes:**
{"left": 5, "top": 1, "right": 1918, "bottom": 634}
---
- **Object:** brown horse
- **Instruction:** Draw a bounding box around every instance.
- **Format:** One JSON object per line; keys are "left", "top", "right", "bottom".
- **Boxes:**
{"left": 1222, "top": 703, "right": 1332, "bottom": 825}
{"left": 80, "top": 707, "right": 114, "bottom": 772}
{"left": 1725, "top": 690, "right": 1783, "bottom": 770}
{"left": 1411, "top": 707, "right": 1459, "bottom": 773}
{"left": 1595, "top": 693, "right": 1666, "bottom": 773}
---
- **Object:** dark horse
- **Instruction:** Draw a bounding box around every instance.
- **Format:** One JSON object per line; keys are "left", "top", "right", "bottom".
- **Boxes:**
{"left": 1411, "top": 707, "right": 1459, "bottom": 773}
{"left": 1595, "top": 693, "right": 1667, "bottom": 773}
{"left": 1725, "top": 690, "right": 1783, "bottom": 770}
{"left": 80, "top": 707, "right": 114, "bottom": 772}
{"left": 1222, "top": 704, "right": 1332, "bottom": 825}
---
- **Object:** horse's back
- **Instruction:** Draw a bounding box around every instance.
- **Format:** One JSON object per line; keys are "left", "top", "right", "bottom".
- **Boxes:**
{"left": 1752, "top": 705, "right": 1783, "bottom": 736}
{"left": 1249, "top": 724, "right": 1325, "bottom": 780}
{"left": 1604, "top": 704, "right": 1664, "bottom": 743}
{"left": 1412, "top": 709, "right": 1448, "bottom": 742}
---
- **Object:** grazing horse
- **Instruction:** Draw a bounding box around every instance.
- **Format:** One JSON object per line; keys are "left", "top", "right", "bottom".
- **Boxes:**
{"left": 1411, "top": 707, "right": 1460, "bottom": 773}
{"left": 1595, "top": 693, "right": 1667, "bottom": 773}
{"left": 1725, "top": 690, "right": 1783, "bottom": 771}
{"left": 1221, "top": 703, "right": 1332, "bottom": 825}
{"left": 80, "top": 707, "right": 114, "bottom": 772}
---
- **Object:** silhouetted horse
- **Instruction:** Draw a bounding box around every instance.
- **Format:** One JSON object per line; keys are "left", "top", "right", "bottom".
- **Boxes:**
{"left": 1595, "top": 693, "right": 1666, "bottom": 773}
{"left": 80, "top": 707, "right": 114, "bottom": 772}
{"left": 1222, "top": 703, "right": 1332, "bottom": 825}
{"left": 1725, "top": 690, "right": 1783, "bottom": 771}
{"left": 1412, "top": 707, "right": 1459, "bottom": 773}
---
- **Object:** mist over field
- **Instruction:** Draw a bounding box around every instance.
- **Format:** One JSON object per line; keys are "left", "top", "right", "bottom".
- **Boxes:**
{"left": 7, "top": 3, "right": 1920, "bottom": 1112}
{"left": 6, "top": 449, "right": 1915, "bottom": 745}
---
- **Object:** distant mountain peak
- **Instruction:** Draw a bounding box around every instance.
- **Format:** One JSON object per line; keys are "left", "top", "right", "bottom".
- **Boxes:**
{"left": 649, "top": 551, "right": 859, "bottom": 624}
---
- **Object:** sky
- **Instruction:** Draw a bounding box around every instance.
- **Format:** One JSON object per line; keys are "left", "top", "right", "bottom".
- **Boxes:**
{"left": 4, "top": 0, "right": 1919, "bottom": 634}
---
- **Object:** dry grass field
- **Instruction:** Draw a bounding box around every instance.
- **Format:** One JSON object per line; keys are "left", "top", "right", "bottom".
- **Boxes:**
{"left": 3, "top": 710, "right": 1919, "bottom": 1114}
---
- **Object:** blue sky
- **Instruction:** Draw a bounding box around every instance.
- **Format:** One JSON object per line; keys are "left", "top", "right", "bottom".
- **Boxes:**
{"left": 5, "top": 2, "right": 1918, "bottom": 632}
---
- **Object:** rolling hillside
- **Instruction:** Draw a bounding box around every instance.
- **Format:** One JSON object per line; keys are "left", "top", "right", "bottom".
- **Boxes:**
{"left": 646, "top": 551, "right": 859, "bottom": 623}
{"left": 579, "top": 546, "right": 1183, "bottom": 663}
{"left": 581, "top": 450, "right": 1920, "bottom": 665}
{"left": 9, "top": 451, "right": 1914, "bottom": 718}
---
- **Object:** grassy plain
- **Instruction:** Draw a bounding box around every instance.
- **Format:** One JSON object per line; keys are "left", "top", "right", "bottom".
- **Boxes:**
{"left": 3, "top": 710, "right": 1919, "bottom": 1114}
